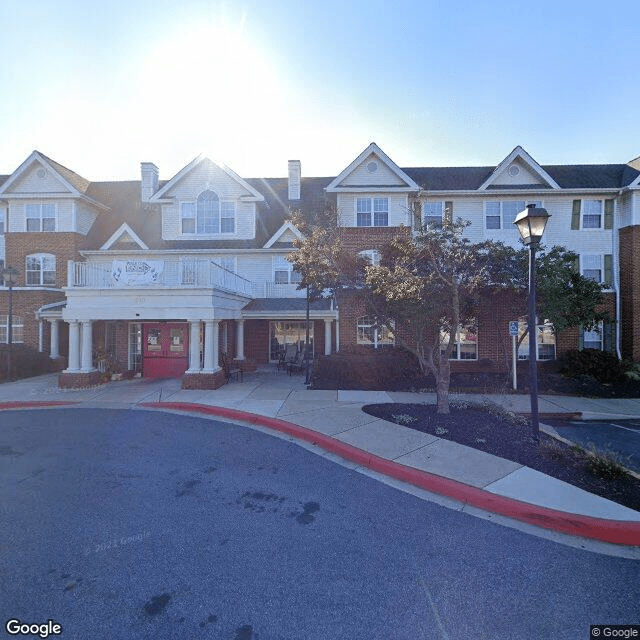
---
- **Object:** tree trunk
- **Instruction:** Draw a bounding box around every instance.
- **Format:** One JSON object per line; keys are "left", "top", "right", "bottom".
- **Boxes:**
{"left": 435, "top": 360, "right": 451, "bottom": 414}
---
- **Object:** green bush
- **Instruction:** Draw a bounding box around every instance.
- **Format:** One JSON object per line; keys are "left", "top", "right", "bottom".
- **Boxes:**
{"left": 0, "top": 344, "right": 57, "bottom": 382}
{"left": 311, "top": 347, "right": 422, "bottom": 390}
{"left": 558, "top": 349, "right": 626, "bottom": 384}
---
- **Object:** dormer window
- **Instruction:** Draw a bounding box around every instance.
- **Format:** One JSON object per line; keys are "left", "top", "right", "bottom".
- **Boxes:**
{"left": 180, "top": 190, "right": 236, "bottom": 235}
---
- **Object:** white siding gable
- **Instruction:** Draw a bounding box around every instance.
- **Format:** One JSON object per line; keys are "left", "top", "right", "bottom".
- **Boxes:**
{"left": 161, "top": 159, "right": 257, "bottom": 241}
{"left": 10, "top": 163, "right": 72, "bottom": 194}
{"left": 490, "top": 159, "right": 548, "bottom": 187}
{"left": 340, "top": 153, "right": 406, "bottom": 187}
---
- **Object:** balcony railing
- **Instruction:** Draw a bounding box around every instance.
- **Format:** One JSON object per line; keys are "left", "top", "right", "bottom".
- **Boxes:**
{"left": 68, "top": 259, "right": 253, "bottom": 297}
{"left": 251, "top": 282, "right": 307, "bottom": 298}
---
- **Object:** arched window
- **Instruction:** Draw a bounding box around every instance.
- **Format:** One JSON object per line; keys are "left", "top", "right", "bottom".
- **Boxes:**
{"left": 357, "top": 249, "right": 381, "bottom": 266}
{"left": 197, "top": 190, "right": 219, "bottom": 234}
{"left": 26, "top": 253, "right": 56, "bottom": 286}
{"left": 357, "top": 316, "right": 394, "bottom": 348}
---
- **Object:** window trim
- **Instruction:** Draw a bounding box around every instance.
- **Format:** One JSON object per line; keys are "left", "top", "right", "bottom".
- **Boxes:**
{"left": 356, "top": 315, "right": 394, "bottom": 348}
{"left": 440, "top": 324, "right": 478, "bottom": 360}
{"left": 180, "top": 191, "right": 236, "bottom": 236}
{"left": 356, "top": 197, "right": 389, "bottom": 227}
{"left": 581, "top": 199, "right": 604, "bottom": 230}
{"left": 580, "top": 253, "right": 613, "bottom": 288}
{"left": 583, "top": 321, "right": 604, "bottom": 350}
{"left": 484, "top": 200, "right": 542, "bottom": 230}
{"left": 422, "top": 201, "right": 444, "bottom": 228}
{"left": 0, "top": 315, "right": 24, "bottom": 343}
{"left": 25, "top": 253, "right": 56, "bottom": 286}
{"left": 517, "top": 319, "right": 556, "bottom": 361}
{"left": 25, "top": 203, "right": 56, "bottom": 232}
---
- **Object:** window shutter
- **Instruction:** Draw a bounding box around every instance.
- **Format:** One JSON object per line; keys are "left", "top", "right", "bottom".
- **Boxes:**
{"left": 571, "top": 200, "right": 581, "bottom": 230}
{"left": 578, "top": 326, "right": 584, "bottom": 350}
{"left": 604, "top": 199, "right": 614, "bottom": 229}
{"left": 603, "top": 321, "right": 614, "bottom": 353}
{"left": 573, "top": 256, "right": 580, "bottom": 273}
{"left": 444, "top": 201, "right": 453, "bottom": 224}
{"left": 604, "top": 254, "right": 613, "bottom": 287}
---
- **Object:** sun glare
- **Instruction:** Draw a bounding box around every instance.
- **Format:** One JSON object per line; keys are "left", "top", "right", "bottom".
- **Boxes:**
{"left": 136, "top": 23, "right": 287, "bottom": 174}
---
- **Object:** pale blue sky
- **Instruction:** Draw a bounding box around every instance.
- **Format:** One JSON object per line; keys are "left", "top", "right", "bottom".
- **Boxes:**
{"left": 1, "top": 0, "right": 638, "bottom": 181}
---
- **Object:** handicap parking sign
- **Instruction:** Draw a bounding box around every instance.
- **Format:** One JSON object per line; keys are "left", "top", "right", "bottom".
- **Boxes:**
{"left": 509, "top": 321, "right": 519, "bottom": 336}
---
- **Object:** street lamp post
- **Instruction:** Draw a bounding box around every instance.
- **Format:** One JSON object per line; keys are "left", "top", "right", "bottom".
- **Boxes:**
{"left": 2, "top": 266, "right": 19, "bottom": 381}
{"left": 513, "top": 205, "right": 550, "bottom": 440}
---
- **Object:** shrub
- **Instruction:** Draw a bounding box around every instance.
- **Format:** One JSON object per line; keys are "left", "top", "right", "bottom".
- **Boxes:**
{"left": 558, "top": 349, "right": 626, "bottom": 384}
{"left": 0, "top": 344, "right": 57, "bottom": 382}
{"left": 311, "top": 347, "right": 422, "bottom": 390}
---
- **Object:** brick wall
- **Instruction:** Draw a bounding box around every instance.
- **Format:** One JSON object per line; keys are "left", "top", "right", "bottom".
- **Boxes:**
{"left": 620, "top": 225, "right": 640, "bottom": 361}
{"left": 5, "top": 232, "right": 84, "bottom": 288}
{"left": 339, "top": 226, "right": 410, "bottom": 254}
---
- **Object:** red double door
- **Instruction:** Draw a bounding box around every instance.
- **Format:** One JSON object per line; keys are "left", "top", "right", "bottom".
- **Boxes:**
{"left": 143, "top": 322, "right": 189, "bottom": 378}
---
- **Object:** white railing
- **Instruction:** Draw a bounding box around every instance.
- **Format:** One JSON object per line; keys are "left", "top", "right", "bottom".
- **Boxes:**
{"left": 251, "top": 282, "right": 307, "bottom": 298}
{"left": 69, "top": 259, "right": 253, "bottom": 297}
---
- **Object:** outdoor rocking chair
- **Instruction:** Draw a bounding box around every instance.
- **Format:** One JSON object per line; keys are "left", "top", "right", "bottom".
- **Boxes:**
{"left": 220, "top": 352, "right": 243, "bottom": 383}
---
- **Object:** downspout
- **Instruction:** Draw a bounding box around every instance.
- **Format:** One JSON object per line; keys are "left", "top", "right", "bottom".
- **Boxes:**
{"left": 614, "top": 190, "right": 622, "bottom": 359}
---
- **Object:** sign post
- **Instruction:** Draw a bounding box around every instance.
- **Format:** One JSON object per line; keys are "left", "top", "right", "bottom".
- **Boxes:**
{"left": 509, "top": 321, "right": 519, "bottom": 390}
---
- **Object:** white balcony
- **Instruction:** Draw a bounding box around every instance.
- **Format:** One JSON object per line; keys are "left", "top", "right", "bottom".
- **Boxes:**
{"left": 68, "top": 259, "right": 253, "bottom": 298}
{"left": 251, "top": 282, "right": 307, "bottom": 298}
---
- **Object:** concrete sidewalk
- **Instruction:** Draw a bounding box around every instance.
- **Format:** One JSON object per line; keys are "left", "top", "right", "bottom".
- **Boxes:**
{"left": 1, "top": 369, "right": 639, "bottom": 548}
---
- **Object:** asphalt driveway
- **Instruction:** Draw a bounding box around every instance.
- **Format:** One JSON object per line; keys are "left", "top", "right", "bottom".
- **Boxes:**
{"left": 1, "top": 408, "right": 639, "bottom": 639}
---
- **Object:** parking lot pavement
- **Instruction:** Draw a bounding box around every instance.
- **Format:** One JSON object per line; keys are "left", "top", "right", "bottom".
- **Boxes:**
{"left": 550, "top": 419, "right": 640, "bottom": 473}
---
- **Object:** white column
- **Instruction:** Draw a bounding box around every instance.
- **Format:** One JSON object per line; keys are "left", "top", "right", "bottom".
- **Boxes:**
{"left": 188, "top": 321, "right": 202, "bottom": 372}
{"left": 324, "top": 319, "right": 332, "bottom": 356}
{"left": 335, "top": 320, "right": 340, "bottom": 352}
{"left": 203, "top": 320, "right": 220, "bottom": 372}
{"left": 66, "top": 321, "right": 80, "bottom": 372}
{"left": 80, "top": 320, "right": 94, "bottom": 372}
{"left": 50, "top": 319, "right": 60, "bottom": 358}
{"left": 236, "top": 319, "right": 245, "bottom": 360}
{"left": 38, "top": 321, "right": 44, "bottom": 352}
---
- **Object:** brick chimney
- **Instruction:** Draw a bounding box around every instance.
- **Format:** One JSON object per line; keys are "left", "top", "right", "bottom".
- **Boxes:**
{"left": 141, "top": 162, "right": 159, "bottom": 201}
{"left": 288, "top": 160, "right": 301, "bottom": 201}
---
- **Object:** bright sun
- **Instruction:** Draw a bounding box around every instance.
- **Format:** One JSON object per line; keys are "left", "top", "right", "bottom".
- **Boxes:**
{"left": 136, "top": 23, "right": 286, "bottom": 172}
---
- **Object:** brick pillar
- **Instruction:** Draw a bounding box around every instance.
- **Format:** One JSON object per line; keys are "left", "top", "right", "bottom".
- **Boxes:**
{"left": 619, "top": 225, "right": 640, "bottom": 361}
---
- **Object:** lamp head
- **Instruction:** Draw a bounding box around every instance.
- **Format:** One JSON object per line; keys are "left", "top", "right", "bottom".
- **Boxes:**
{"left": 2, "top": 266, "right": 19, "bottom": 286}
{"left": 513, "top": 204, "right": 550, "bottom": 246}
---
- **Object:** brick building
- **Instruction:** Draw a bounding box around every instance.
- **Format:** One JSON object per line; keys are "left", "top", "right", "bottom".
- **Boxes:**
{"left": 0, "top": 143, "right": 638, "bottom": 388}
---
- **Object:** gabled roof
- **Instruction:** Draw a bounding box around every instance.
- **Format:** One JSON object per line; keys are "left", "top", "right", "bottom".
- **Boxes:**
{"left": 100, "top": 222, "right": 149, "bottom": 251}
{"left": 478, "top": 146, "right": 561, "bottom": 190}
{"left": 263, "top": 221, "right": 305, "bottom": 248}
{"left": 326, "top": 142, "right": 420, "bottom": 192}
{"left": 0, "top": 150, "right": 92, "bottom": 196}
{"left": 152, "top": 155, "right": 265, "bottom": 202}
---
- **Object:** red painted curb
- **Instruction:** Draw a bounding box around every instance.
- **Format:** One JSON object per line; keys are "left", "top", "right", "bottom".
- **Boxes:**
{"left": 140, "top": 401, "right": 640, "bottom": 547}
{"left": 0, "top": 401, "right": 79, "bottom": 409}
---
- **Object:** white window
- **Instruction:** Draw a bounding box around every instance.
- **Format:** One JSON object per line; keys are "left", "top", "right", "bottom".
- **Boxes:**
{"left": 583, "top": 323, "right": 603, "bottom": 350}
{"left": 358, "top": 249, "right": 381, "bottom": 266}
{"left": 441, "top": 324, "right": 478, "bottom": 360}
{"left": 485, "top": 200, "right": 541, "bottom": 230}
{"left": 180, "top": 191, "right": 235, "bottom": 235}
{"left": 26, "top": 253, "right": 56, "bottom": 285}
{"left": 273, "top": 256, "right": 302, "bottom": 284}
{"left": 357, "top": 316, "right": 394, "bottom": 347}
{"left": 0, "top": 315, "right": 24, "bottom": 343}
{"left": 581, "top": 254, "right": 603, "bottom": 283}
{"left": 0, "top": 209, "right": 5, "bottom": 234}
{"left": 517, "top": 319, "right": 556, "bottom": 361}
{"left": 356, "top": 197, "right": 388, "bottom": 227}
{"left": 26, "top": 203, "right": 56, "bottom": 232}
{"left": 582, "top": 200, "right": 603, "bottom": 229}
{"left": 423, "top": 201, "right": 443, "bottom": 228}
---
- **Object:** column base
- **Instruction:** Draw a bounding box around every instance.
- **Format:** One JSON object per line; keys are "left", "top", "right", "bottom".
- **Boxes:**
{"left": 58, "top": 370, "right": 103, "bottom": 389}
{"left": 181, "top": 370, "right": 226, "bottom": 390}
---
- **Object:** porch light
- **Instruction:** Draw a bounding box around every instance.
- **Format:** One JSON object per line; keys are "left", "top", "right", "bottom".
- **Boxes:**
{"left": 513, "top": 204, "right": 550, "bottom": 246}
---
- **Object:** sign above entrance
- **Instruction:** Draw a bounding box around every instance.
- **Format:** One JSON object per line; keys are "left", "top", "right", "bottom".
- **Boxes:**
{"left": 111, "top": 260, "right": 164, "bottom": 286}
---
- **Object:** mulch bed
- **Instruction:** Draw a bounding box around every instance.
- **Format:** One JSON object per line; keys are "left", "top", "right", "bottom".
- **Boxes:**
{"left": 361, "top": 402, "right": 640, "bottom": 513}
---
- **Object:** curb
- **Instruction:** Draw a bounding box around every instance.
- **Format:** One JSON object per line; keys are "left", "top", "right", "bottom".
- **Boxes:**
{"left": 140, "top": 401, "right": 640, "bottom": 547}
{"left": 0, "top": 401, "right": 79, "bottom": 410}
